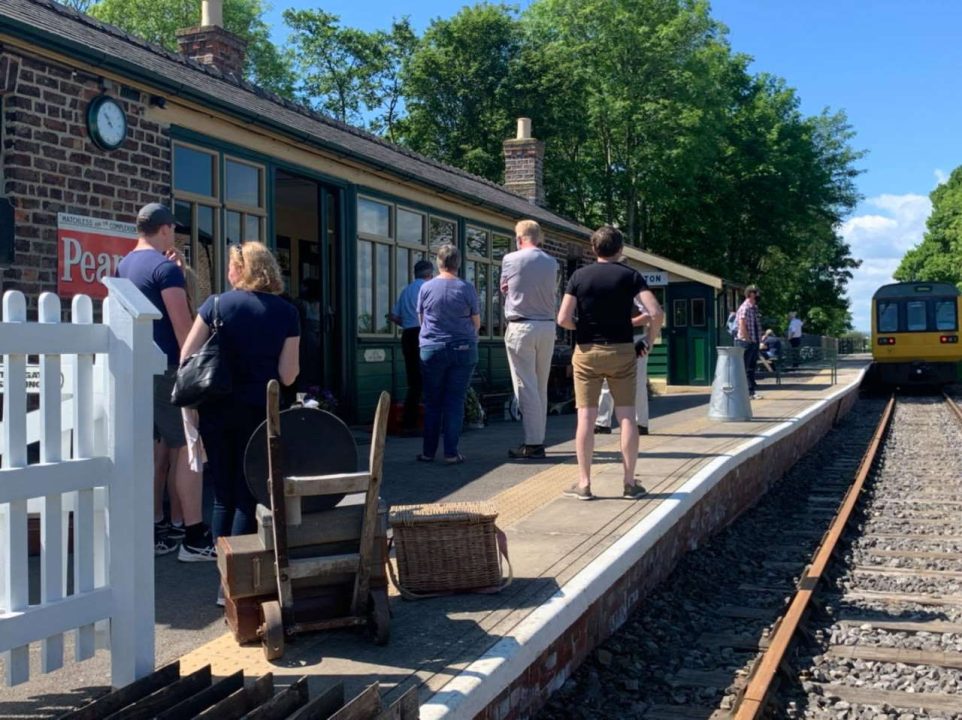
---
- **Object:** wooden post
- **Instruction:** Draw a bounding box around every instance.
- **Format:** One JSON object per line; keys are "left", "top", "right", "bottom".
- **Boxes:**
{"left": 102, "top": 277, "right": 163, "bottom": 688}
{"left": 1, "top": 290, "right": 29, "bottom": 685}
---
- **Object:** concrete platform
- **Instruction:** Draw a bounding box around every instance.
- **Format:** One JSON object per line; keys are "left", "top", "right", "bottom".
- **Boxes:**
{"left": 0, "top": 359, "right": 869, "bottom": 720}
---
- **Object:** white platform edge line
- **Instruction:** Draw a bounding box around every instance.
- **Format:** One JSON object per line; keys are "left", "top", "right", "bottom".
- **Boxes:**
{"left": 422, "top": 367, "right": 868, "bottom": 720}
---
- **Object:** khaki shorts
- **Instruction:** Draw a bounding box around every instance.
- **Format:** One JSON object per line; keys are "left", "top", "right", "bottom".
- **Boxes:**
{"left": 572, "top": 343, "right": 636, "bottom": 409}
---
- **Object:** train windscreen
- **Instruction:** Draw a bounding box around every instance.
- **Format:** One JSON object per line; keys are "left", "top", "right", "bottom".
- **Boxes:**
{"left": 876, "top": 296, "right": 958, "bottom": 332}
{"left": 877, "top": 301, "right": 899, "bottom": 332}
{"left": 936, "top": 299, "right": 958, "bottom": 330}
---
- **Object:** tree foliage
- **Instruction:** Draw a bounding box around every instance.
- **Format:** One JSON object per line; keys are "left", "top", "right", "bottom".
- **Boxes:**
{"left": 895, "top": 167, "right": 962, "bottom": 286}
{"left": 83, "top": 0, "right": 295, "bottom": 96}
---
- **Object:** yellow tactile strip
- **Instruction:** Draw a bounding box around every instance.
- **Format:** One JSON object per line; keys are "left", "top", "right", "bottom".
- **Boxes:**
{"left": 179, "top": 365, "right": 853, "bottom": 680}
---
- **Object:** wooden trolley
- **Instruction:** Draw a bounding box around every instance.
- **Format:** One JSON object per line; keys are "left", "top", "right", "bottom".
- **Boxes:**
{"left": 253, "top": 380, "right": 390, "bottom": 660}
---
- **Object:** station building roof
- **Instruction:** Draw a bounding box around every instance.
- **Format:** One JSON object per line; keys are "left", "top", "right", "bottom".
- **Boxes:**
{"left": 622, "top": 246, "right": 723, "bottom": 290}
{"left": 0, "top": 0, "right": 591, "bottom": 237}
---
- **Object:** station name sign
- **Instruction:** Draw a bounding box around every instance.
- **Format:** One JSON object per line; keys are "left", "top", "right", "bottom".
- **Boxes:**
{"left": 58, "top": 213, "right": 137, "bottom": 299}
{"left": 640, "top": 271, "right": 667, "bottom": 286}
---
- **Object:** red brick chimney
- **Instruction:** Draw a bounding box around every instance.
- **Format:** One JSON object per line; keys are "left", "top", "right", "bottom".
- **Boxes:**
{"left": 503, "top": 118, "right": 545, "bottom": 207}
{"left": 176, "top": 0, "right": 247, "bottom": 79}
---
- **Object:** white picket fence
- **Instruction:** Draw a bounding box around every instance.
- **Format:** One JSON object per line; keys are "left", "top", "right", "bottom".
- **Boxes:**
{"left": 0, "top": 278, "right": 165, "bottom": 688}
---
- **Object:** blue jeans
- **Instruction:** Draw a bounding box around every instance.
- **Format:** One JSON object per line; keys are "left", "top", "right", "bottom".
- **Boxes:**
{"left": 420, "top": 341, "right": 478, "bottom": 458}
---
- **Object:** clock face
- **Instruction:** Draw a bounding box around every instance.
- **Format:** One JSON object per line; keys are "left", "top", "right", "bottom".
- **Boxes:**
{"left": 87, "top": 96, "right": 127, "bottom": 151}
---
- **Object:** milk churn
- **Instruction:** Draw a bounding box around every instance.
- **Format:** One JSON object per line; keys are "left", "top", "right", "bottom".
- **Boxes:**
{"left": 708, "top": 346, "right": 752, "bottom": 421}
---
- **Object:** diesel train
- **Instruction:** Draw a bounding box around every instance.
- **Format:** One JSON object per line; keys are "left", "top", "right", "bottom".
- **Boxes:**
{"left": 871, "top": 281, "right": 962, "bottom": 385}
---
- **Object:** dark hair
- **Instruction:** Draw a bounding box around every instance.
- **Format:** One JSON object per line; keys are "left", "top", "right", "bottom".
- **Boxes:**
{"left": 590, "top": 225, "right": 624, "bottom": 258}
{"left": 136, "top": 217, "right": 168, "bottom": 236}
{"left": 414, "top": 259, "right": 433, "bottom": 279}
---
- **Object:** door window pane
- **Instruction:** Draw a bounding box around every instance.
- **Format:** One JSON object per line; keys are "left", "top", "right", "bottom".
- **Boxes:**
{"left": 429, "top": 217, "right": 456, "bottom": 251}
{"left": 397, "top": 208, "right": 424, "bottom": 245}
{"left": 672, "top": 299, "right": 688, "bottom": 327}
{"left": 935, "top": 300, "right": 957, "bottom": 331}
{"left": 226, "top": 210, "right": 242, "bottom": 246}
{"left": 907, "top": 300, "right": 926, "bottom": 331}
{"left": 226, "top": 159, "right": 261, "bottom": 207}
{"left": 476, "top": 264, "right": 488, "bottom": 335}
{"left": 376, "top": 243, "right": 391, "bottom": 334}
{"left": 467, "top": 226, "right": 489, "bottom": 257}
{"left": 357, "top": 241, "right": 373, "bottom": 333}
{"left": 173, "top": 145, "right": 214, "bottom": 197}
{"left": 397, "top": 247, "right": 410, "bottom": 287}
{"left": 691, "top": 298, "right": 706, "bottom": 327}
{"left": 877, "top": 301, "right": 898, "bottom": 333}
{"left": 358, "top": 198, "right": 391, "bottom": 237}
{"left": 244, "top": 214, "right": 261, "bottom": 242}
{"left": 492, "top": 234, "right": 512, "bottom": 261}
{"left": 491, "top": 265, "right": 503, "bottom": 336}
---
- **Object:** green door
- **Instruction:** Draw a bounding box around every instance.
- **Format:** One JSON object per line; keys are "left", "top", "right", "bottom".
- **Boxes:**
{"left": 666, "top": 283, "right": 713, "bottom": 385}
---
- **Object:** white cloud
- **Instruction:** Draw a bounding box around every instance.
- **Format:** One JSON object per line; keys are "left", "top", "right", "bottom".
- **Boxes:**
{"left": 842, "top": 193, "right": 932, "bottom": 332}
{"left": 935, "top": 168, "right": 949, "bottom": 185}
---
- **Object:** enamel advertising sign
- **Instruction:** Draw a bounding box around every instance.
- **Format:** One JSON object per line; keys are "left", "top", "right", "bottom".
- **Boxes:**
{"left": 57, "top": 213, "right": 138, "bottom": 299}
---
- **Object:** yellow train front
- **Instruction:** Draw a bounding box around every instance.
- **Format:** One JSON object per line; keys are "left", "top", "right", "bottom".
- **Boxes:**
{"left": 872, "top": 281, "right": 962, "bottom": 385}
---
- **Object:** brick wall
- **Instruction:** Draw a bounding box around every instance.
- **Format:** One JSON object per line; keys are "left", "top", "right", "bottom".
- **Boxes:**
{"left": 0, "top": 49, "right": 170, "bottom": 310}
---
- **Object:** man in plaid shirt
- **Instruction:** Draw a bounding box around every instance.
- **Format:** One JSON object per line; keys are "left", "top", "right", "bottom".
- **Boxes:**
{"left": 735, "top": 284, "right": 764, "bottom": 400}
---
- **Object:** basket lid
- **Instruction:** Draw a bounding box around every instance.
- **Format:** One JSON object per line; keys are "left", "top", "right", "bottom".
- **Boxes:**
{"left": 389, "top": 501, "right": 498, "bottom": 526}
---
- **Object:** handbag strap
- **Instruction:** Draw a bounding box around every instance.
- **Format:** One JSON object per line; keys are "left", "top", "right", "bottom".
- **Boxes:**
{"left": 211, "top": 294, "right": 223, "bottom": 331}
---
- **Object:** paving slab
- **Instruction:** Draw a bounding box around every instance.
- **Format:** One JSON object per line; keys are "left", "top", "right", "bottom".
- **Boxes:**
{"left": 0, "top": 359, "right": 869, "bottom": 719}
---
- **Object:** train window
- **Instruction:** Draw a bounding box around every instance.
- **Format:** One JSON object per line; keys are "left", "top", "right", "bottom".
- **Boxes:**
{"left": 877, "top": 301, "right": 898, "bottom": 333}
{"left": 936, "top": 300, "right": 958, "bottom": 331}
{"left": 906, "top": 301, "right": 927, "bottom": 331}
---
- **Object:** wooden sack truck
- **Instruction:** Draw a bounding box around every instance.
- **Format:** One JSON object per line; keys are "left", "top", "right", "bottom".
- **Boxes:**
{"left": 218, "top": 381, "right": 391, "bottom": 660}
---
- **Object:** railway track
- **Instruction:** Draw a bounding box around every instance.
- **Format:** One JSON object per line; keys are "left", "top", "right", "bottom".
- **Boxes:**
{"left": 538, "top": 391, "right": 962, "bottom": 720}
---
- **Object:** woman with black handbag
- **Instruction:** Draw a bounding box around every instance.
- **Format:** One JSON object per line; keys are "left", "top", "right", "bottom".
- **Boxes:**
{"left": 179, "top": 241, "right": 300, "bottom": 566}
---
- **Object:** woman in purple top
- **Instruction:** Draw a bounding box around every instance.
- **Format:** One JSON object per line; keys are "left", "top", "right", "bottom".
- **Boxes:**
{"left": 416, "top": 243, "right": 480, "bottom": 464}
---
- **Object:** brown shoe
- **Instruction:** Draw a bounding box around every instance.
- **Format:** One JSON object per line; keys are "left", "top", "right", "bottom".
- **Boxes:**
{"left": 563, "top": 484, "right": 594, "bottom": 501}
{"left": 623, "top": 484, "right": 647, "bottom": 500}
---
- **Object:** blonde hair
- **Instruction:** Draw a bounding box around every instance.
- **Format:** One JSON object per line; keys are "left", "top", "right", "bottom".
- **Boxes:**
{"left": 229, "top": 241, "right": 284, "bottom": 293}
{"left": 515, "top": 219, "right": 543, "bottom": 245}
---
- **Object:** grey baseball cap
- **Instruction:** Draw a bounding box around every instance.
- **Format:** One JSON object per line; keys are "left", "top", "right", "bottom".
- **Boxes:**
{"left": 137, "top": 203, "right": 187, "bottom": 232}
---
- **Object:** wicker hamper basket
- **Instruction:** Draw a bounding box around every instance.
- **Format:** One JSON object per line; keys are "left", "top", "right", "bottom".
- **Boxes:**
{"left": 389, "top": 501, "right": 511, "bottom": 599}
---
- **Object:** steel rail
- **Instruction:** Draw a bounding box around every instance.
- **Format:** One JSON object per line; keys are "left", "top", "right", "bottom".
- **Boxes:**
{"left": 733, "top": 393, "right": 896, "bottom": 719}
{"left": 944, "top": 391, "right": 962, "bottom": 425}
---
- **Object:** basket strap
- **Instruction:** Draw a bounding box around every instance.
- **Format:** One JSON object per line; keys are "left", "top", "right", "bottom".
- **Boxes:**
{"left": 386, "top": 537, "right": 447, "bottom": 600}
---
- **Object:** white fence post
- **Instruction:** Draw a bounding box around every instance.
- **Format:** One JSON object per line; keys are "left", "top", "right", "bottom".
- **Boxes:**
{"left": 101, "top": 277, "right": 163, "bottom": 688}
{"left": 2, "top": 290, "right": 29, "bottom": 685}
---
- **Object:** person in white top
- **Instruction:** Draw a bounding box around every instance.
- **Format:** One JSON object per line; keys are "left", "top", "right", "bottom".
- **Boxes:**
{"left": 787, "top": 311, "right": 804, "bottom": 367}
{"left": 596, "top": 302, "right": 652, "bottom": 435}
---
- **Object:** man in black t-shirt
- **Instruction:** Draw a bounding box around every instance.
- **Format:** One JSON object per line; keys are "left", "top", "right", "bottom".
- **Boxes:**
{"left": 557, "top": 226, "right": 664, "bottom": 501}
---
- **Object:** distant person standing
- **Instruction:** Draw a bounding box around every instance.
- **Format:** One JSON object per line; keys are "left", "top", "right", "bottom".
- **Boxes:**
{"left": 788, "top": 311, "right": 804, "bottom": 367}
{"left": 735, "top": 285, "right": 764, "bottom": 400}
{"left": 389, "top": 259, "right": 434, "bottom": 435}
{"left": 557, "top": 226, "right": 663, "bottom": 501}
{"left": 500, "top": 220, "right": 558, "bottom": 459}
{"left": 416, "top": 244, "right": 480, "bottom": 464}
{"left": 117, "top": 203, "right": 214, "bottom": 559}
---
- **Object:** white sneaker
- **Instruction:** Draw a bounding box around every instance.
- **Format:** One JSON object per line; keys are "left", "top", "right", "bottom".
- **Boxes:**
{"left": 750, "top": 393, "right": 764, "bottom": 400}
{"left": 178, "top": 536, "right": 217, "bottom": 562}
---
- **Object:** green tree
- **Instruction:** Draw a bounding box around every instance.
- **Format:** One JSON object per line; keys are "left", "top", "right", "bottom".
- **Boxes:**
{"left": 86, "top": 0, "right": 295, "bottom": 97}
{"left": 285, "top": 11, "right": 415, "bottom": 138}
{"left": 895, "top": 167, "right": 962, "bottom": 286}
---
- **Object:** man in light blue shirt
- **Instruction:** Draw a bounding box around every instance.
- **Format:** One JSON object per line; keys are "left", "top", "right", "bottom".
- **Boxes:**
{"left": 390, "top": 259, "right": 434, "bottom": 433}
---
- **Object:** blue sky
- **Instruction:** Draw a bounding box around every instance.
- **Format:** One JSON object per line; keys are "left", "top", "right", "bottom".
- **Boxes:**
{"left": 263, "top": 0, "right": 961, "bottom": 331}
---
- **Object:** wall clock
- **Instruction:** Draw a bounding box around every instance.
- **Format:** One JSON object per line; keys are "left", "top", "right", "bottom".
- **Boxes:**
{"left": 86, "top": 95, "right": 127, "bottom": 151}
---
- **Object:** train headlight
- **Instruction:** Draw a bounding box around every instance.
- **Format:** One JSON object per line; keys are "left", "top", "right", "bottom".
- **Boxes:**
{"left": 877, "top": 337, "right": 896, "bottom": 345}
{"left": 940, "top": 335, "right": 958, "bottom": 343}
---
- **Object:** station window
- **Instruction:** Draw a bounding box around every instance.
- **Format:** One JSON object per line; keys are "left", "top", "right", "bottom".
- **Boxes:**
{"left": 691, "top": 298, "right": 706, "bottom": 327}
{"left": 673, "top": 299, "right": 688, "bottom": 327}
{"left": 172, "top": 142, "right": 267, "bottom": 307}
{"left": 465, "top": 225, "right": 510, "bottom": 338}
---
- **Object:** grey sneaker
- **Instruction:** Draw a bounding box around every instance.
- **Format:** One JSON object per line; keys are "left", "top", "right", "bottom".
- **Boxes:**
{"left": 623, "top": 484, "right": 647, "bottom": 500}
{"left": 563, "top": 484, "right": 594, "bottom": 501}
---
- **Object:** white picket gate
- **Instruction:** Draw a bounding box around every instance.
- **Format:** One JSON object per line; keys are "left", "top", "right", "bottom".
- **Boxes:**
{"left": 0, "top": 277, "right": 165, "bottom": 688}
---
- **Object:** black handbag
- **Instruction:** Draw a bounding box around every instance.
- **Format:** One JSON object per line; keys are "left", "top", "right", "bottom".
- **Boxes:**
{"left": 171, "top": 295, "right": 232, "bottom": 408}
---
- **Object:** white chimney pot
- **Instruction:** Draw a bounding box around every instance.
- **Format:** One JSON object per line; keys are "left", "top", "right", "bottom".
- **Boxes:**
{"left": 202, "top": 0, "right": 223, "bottom": 27}
{"left": 517, "top": 117, "right": 532, "bottom": 140}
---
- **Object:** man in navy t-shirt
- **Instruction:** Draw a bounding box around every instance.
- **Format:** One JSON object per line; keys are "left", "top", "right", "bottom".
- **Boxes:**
{"left": 117, "top": 203, "right": 214, "bottom": 560}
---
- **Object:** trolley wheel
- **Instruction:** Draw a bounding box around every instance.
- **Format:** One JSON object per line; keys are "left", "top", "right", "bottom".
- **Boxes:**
{"left": 261, "top": 600, "right": 285, "bottom": 660}
{"left": 367, "top": 589, "right": 390, "bottom": 646}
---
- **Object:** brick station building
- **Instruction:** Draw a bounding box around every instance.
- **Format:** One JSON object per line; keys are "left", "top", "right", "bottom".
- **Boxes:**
{"left": 0, "top": 0, "right": 725, "bottom": 422}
